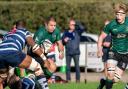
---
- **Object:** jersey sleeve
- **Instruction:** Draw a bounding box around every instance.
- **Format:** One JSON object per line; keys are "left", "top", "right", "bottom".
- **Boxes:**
{"left": 33, "top": 28, "right": 44, "bottom": 45}
{"left": 25, "top": 30, "right": 32, "bottom": 38}
{"left": 103, "top": 23, "right": 111, "bottom": 35}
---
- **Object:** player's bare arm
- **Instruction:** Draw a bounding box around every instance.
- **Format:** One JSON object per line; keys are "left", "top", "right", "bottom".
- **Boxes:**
{"left": 26, "top": 36, "right": 52, "bottom": 69}
{"left": 56, "top": 40, "right": 64, "bottom": 59}
{"left": 97, "top": 31, "right": 107, "bottom": 57}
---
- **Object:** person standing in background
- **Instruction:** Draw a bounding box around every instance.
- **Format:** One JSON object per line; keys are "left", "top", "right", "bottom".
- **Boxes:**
{"left": 97, "top": 20, "right": 111, "bottom": 89}
{"left": 62, "top": 18, "right": 83, "bottom": 83}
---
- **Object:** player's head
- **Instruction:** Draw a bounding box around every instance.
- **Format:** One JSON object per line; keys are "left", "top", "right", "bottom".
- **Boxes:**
{"left": 8, "top": 74, "right": 35, "bottom": 89}
{"left": 7, "top": 74, "right": 22, "bottom": 89}
{"left": 45, "top": 16, "right": 56, "bottom": 33}
{"left": 16, "top": 19, "right": 26, "bottom": 29}
{"left": 113, "top": 3, "right": 128, "bottom": 24}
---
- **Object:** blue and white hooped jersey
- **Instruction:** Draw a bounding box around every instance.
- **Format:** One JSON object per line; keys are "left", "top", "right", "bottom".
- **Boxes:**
{"left": 0, "top": 28, "right": 32, "bottom": 52}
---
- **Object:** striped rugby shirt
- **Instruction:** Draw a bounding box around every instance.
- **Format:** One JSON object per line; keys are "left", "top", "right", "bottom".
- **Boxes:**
{"left": 0, "top": 28, "right": 32, "bottom": 52}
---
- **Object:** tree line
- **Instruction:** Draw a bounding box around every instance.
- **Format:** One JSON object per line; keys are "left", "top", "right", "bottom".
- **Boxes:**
{"left": 0, "top": 0, "right": 127, "bottom": 34}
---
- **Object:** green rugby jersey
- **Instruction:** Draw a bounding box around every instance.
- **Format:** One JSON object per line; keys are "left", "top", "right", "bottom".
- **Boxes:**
{"left": 33, "top": 25, "right": 61, "bottom": 45}
{"left": 104, "top": 17, "right": 128, "bottom": 53}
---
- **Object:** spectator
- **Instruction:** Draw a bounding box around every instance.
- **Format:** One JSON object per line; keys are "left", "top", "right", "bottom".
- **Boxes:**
{"left": 62, "top": 18, "right": 83, "bottom": 83}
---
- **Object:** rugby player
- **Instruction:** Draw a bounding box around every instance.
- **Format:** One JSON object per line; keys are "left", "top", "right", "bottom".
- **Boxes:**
{"left": 0, "top": 20, "right": 52, "bottom": 89}
{"left": 97, "top": 3, "right": 128, "bottom": 89}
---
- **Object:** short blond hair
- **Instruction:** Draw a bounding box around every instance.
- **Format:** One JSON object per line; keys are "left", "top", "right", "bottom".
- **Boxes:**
{"left": 113, "top": 3, "right": 128, "bottom": 13}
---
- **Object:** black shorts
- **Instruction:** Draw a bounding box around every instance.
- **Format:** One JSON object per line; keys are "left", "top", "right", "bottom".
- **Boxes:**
{"left": 0, "top": 51, "right": 26, "bottom": 69}
{"left": 102, "top": 48, "right": 109, "bottom": 62}
{"left": 108, "top": 50, "right": 128, "bottom": 70}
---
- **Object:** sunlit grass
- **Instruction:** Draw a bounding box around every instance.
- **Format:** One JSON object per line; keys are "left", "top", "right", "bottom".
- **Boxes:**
{"left": 4, "top": 81, "right": 125, "bottom": 89}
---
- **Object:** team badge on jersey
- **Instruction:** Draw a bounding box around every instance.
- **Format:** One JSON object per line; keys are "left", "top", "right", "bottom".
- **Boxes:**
{"left": 52, "top": 34, "right": 56, "bottom": 39}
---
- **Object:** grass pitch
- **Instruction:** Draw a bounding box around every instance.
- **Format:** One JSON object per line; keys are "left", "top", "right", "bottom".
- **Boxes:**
{"left": 48, "top": 82, "right": 125, "bottom": 89}
{"left": 5, "top": 82, "right": 125, "bottom": 89}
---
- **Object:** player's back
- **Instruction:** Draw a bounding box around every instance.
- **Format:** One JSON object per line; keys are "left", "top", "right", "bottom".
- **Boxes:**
{"left": 0, "top": 28, "right": 31, "bottom": 52}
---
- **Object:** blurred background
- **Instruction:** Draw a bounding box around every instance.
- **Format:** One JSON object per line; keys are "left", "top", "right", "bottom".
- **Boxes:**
{"left": 0, "top": 0, "right": 127, "bottom": 34}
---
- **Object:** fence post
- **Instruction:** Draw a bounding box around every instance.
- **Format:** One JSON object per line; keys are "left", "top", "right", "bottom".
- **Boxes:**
{"left": 85, "top": 42, "right": 88, "bottom": 84}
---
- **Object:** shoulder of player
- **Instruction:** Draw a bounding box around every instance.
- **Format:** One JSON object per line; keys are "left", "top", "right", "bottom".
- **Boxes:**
{"left": 125, "top": 17, "right": 128, "bottom": 23}
{"left": 38, "top": 26, "right": 46, "bottom": 31}
{"left": 17, "top": 28, "right": 30, "bottom": 34}
{"left": 105, "top": 19, "right": 117, "bottom": 28}
{"left": 54, "top": 27, "right": 61, "bottom": 33}
{"left": 35, "top": 26, "right": 45, "bottom": 35}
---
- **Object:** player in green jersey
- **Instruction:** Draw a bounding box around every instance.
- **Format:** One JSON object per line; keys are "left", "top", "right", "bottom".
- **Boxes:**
{"left": 28, "top": 16, "right": 64, "bottom": 83}
{"left": 97, "top": 3, "right": 128, "bottom": 89}
{"left": 34, "top": 17, "right": 64, "bottom": 59}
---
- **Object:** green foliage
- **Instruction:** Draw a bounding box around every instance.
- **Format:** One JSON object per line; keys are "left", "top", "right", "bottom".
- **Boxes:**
{"left": 0, "top": 1, "right": 127, "bottom": 34}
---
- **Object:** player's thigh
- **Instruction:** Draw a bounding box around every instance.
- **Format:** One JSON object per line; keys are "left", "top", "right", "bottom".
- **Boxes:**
{"left": 113, "top": 57, "right": 128, "bottom": 82}
{"left": 106, "top": 50, "right": 117, "bottom": 78}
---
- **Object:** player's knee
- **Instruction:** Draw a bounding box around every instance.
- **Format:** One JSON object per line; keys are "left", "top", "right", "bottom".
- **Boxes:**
{"left": 48, "top": 60, "right": 56, "bottom": 72}
{"left": 107, "top": 67, "right": 115, "bottom": 79}
{"left": 28, "top": 58, "right": 43, "bottom": 76}
{"left": 107, "top": 67, "right": 115, "bottom": 74}
{"left": 113, "top": 72, "right": 121, "bottom": 83}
